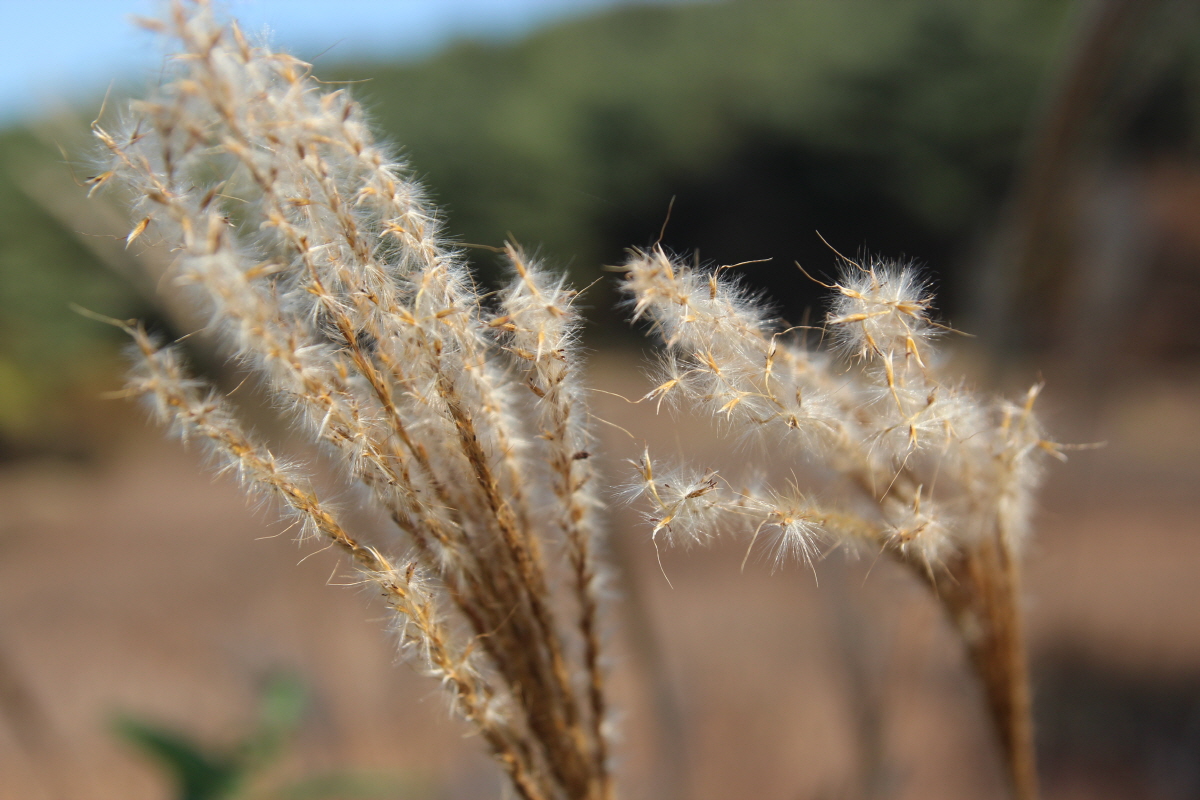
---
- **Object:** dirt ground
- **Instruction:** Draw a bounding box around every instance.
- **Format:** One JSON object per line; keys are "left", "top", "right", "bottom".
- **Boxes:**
{"left": 1, "top": 354, "right": 1198, "bottom": 800}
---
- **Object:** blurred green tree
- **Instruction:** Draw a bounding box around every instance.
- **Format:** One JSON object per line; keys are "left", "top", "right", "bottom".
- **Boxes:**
{"left": 0, "top": 0, "right": 1081, "bottom": 446}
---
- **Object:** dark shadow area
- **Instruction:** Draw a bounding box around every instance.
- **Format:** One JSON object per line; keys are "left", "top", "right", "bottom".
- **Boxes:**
{"left": 603, "top": 133, "right": 962, "bottom": 328}
{"left": 1036, "top": 649, "right": 1200, "bottom": 800}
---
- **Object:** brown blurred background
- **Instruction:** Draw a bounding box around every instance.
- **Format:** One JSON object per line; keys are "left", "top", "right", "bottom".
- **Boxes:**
{"left": 1, "top": 1, "right": 1199, "bottom": 798}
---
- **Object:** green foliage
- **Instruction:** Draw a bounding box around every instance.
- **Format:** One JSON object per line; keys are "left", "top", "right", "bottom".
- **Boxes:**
{"left": 116, "top": 717, "right": 245, "bottom": 800}
{"left": 0, "top": 0, "right": 1078, "bottom": 445}
{"left": 0, "top": 129, "right": 140, "bottom": 442}
{"left": 115, "top": 675, "right": 418, "bottom": 800}
{"left": 336, "top": 0, "right": 1069, "bottom": 278}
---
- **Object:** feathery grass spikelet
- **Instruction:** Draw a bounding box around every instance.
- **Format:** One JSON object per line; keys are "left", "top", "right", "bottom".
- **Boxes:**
{"left": 622, "top": 245, "right": 1056, "bottom": 800}
{"left": 96, "top": 4, "right": 613, "bottom": 799}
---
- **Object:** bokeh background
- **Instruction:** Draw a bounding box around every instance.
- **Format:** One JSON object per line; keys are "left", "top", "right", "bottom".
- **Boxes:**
{"left": 2, "top": 1, "right": 1199, "bottom": 798}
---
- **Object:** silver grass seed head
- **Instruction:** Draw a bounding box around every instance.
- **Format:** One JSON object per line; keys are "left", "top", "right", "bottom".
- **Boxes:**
{"left": 881, "top": 491, "right": 954, "bottom": 562}
{"left": 742, "top": 491, "right": 824, "bottom": 571}
{"left": 623, "top": 453, "right": 723, "bottom": 548}
{"left": 621, "top": 247, "right": 768, "bottom": 352}
{"left": 827, "top": 261, "right": 935, "bottom": 363}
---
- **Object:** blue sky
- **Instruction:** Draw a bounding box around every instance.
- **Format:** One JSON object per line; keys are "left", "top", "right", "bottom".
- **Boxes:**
{"left": 3, "top": 0, "right": 688, "bottom": 124}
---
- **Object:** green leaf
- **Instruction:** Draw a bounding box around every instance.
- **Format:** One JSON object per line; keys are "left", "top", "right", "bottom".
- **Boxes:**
{"left": 114, "top": 716, "right": 245, "bottom": 800}
{"left": 239, "top": 674, "right": 307, "bottom": 769}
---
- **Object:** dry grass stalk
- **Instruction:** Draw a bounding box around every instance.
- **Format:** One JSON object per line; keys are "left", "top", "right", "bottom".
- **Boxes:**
{"left": 620, "top": 247, "right": 1060, "bottom": 800}
{"left": 92, "top": 3, "right": 610, "bottom": 799}
{"left": 90, "top": 3, "right": 1059, "bottom": 798}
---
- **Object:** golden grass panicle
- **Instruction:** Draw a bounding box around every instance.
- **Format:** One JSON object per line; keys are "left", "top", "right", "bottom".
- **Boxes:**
{"left": 97, "top": 4, "right": 612, "bottom": 799}
{"left": 621, "top": 246, "right": 1057, "bottom": 800}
